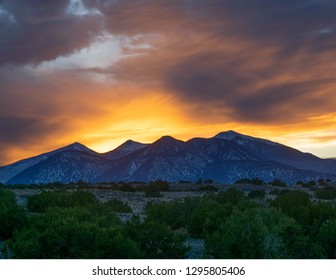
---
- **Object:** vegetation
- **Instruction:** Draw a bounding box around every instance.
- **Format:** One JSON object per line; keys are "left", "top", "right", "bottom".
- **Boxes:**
{"left": 315, "top": 187, "right": 336, "bottom": 200}
{"left": 143, "top": 180, "right": 170, "bottom": 197}
{"left": 144, "top": 188, "right": 336, "bottom": 258}
{"left": 3, "top": 189, "right": 188, "bottom": 259}
{"left": 199, "top": 185, "right": 219, "bottom": 192}
{"left": 105, "top": 199, "right": 132, "bottom": 213}
{"left": 27, "top": 190, "right": 98, "bottom": 213}
{"left": 248, "top": 189, "right": 266, "bottom": 199}
{"left": 2, "top": 182, "right": 336, "bottom": 259}
{"left": 271, "top": 179, "right": 287, "bottom": 188}
{"left": 0, "top": 189, "right": 26, "bottom": 239}
{"left": 235, "top": 178, "right": 264, "bottom": 185}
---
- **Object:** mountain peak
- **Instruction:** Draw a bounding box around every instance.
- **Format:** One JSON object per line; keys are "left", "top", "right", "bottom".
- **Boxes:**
{"left": 150, "top": 135, "right": 186, "bottom": 153}
{"left": 116, "top": 139, "right": 147, "bottom": 151}
{"left": 154, "top": 135, "right": 186, "bottom": 146}
{"left": 59, "top": 142, "right": 95, "bottom": 153}
{"left": 102, "top": 140, "right": 147, "bottom": 160}
{"left": 157, "top": 135, "right": 179, "bottom": 142}
{"left": 214, "top": 130, "right": 244, "bottom": 140}
{"left": 214, "top": 130, "right": 277, "bottom": 146}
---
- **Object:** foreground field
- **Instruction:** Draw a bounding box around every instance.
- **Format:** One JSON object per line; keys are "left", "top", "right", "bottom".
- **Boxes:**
{"left": 1, "top": 181, "right": 336, "bottom": 259}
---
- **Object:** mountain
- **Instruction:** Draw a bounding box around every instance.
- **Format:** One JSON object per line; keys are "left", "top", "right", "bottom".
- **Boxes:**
{"left": 102, "top": 140, "right": 147, "bottom": 160}
{"left": 97, "top": 135, "right": 335, "bottom": 184}
{"left": 2, "top": 143, "right": 110, "bottom": 184}
{"left": 0, "top": 142, "right": 96, "bottom": 183}
{"left": 214, "top": 131, "right": 336, "bottom": 175}
{"left": 98, "top": 136, "right": 203, "bottom": 182}
{"left": 1, "top": 131, "right": 336, "bottom": 185}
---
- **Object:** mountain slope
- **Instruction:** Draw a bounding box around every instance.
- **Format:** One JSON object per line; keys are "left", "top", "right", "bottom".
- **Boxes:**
{"left": 7, "top": 150, "right": 111, "bottom": 184}
{"left": 214, "top": 131, "right": 336, "bottom": 175}
{"left": 2, "top": 131, "right": 336, "bottom": 185}
{"left": 0, "top": 142, "right": 96, "bottom": 183}
{"left": 97, "top": 136, "right": 336, "bottom": 184}
{"left": 98, "top": 136, "right": 200, "bottom": 182}
{"left": 102, "top": 140, "right": 147, "bottom": 160}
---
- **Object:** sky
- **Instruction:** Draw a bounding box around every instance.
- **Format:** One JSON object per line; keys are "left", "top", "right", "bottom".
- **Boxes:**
{"left": 0, "top": 0, "right": 336, "bottom": 165}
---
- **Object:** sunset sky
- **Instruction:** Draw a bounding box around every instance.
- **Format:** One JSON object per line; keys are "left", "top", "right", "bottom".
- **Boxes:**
{"left": 0, "top": 0, "right": 336, "bottom": 166}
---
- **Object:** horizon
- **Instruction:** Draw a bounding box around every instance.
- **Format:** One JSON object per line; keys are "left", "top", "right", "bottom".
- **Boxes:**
{"left": 2, "top": 129, "right": 335, "bottom": 167}
{"left": 1, "top": 0, "right": 336, "bottom": 165}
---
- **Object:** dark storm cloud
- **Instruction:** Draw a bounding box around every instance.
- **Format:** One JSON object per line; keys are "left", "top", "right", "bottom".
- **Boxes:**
{"left": 0, "top": 0, "right": 102, "bottom": 64}
{"left": 1, "top": 0, "right": 336, "bottom": 164}
{"left": 95, "top": 0, "right": 336, "bottom": 123}
{"left": 0, "top": 116, "right": 58, "bottom": 144}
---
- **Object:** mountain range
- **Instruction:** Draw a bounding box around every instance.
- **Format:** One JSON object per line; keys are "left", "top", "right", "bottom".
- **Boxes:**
{"left": 1, "top": 130, "right": 335, "bottom": 185}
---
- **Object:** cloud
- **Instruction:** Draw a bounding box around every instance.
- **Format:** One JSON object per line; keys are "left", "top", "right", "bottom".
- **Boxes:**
{"left": 1, "top": 0, "right": 336, "bottom": 163}
{"left": 96, "top": 0, "right": 336, "bottom": 124}
{"left": 0, "top": 0, "right": 102, "bottom": 65}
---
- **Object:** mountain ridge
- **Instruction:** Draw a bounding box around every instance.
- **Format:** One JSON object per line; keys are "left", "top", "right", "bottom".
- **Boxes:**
{"left": 1, "top": 131, "right": 336, "bottom": 185}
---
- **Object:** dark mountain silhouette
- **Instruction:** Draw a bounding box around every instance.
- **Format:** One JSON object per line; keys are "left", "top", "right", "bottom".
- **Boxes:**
{"left": 102, "top": 140, "right": 147, "bottom": 160}
{"left": 0, "top": 142, "right": 96, "bottom": 183}
{"left": 214, "top": 131, "right": 336, "bottom": 175}
{"left": 1, "top": 131, "right": 336, "bottom": 185}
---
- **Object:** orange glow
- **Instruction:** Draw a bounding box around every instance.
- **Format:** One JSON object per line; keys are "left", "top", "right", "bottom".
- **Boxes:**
{"left": 2, "top": 1, "right": 336, "bottom": 166}
{"left": 3, "top": 85, "right": 336, "bottom": 166}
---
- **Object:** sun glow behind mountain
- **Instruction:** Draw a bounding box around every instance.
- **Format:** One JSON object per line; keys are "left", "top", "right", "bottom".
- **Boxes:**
{"left": 0, "top": 0, "right": 336, "bottom": 165}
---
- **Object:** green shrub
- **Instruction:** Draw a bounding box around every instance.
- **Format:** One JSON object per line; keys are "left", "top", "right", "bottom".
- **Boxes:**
{"left": 271, "top": 191, "right": 313, "bottom": 226}
{"left": 119, "top": 183, "right": 136, "bottom": 192}
{"left": 186, "top": 196, "right": 237, "bottom": 238}
{"left": 105, "top": 199, "right": 132, "bottom": 213}
{"left": 145, "top": 185, "right": 162, "bottom": 197}
{"left": 199, "top": 185, "right": 219, "bottom": 192}
{"left": 271, "top": 179, "right": 287, "bottom": 188}
{"left": 315, "top": 187, "right": 336, "bottom": 200}
{"left": 217, "top": 188, "right": 245, "bottom": 204}
{"left": 248, "top": 189, "right": 266, "bottom": 199}
{"left": 0, "top": 189, "right": 27, "bottom": 239}
{"left": 146, "top": 200, "right": 187, "bottom": 230}
{"left": 205, "top": 208, "right": 324, "bottom": 259}
{"left": 9, "top": 207, "right": 141, "bottom": 259}
{"left": 317, "top": 219, "right": 336, "bottom": 258}
{"left": 235, "top": 178, "right": 264, "bottom": 185}
{"left": 271, "top": 190, "right": 311, "bottom": 216}
{"left": 27, "top": 190, "right": 98, "bottom": 212}
{"left": 125, "top": 217, "right": 190, "bottom": 259}
{"left": 269, "top": 189, "right": 279, "bottom": 196}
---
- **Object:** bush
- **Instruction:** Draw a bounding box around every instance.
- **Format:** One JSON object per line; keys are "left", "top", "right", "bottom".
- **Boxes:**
{"left": 269, "top": 189, "right": 279, "bottom": 196}
{"left": 125, "top": 217, "right": 190, "bottom": 259}
{"left": 105, "top": 199, "right": 132, "bottom": 213}
{"left": 145, "top": 185, "right": 162, "bottom": 197}
{"left": 301, "top": 181, "right": 316, "bottom": 188}
{"left": 204, "top": 179, "right": 214, "bottom": 184}
{"left": 146, "top": 200, "right": 187, "bottom": 230}
{"left": 315, "top": 187, "right": 336, "bottom": 200}
{"left": 187, "top": 199, "right": 225, "bottom": 238}
{"left": 9, "top": 207, "right": 141, "bottom": 259}
{"left": 271, "top": 190, "right": 313, "bottom": 227}
{"left": 271, "top": 179, "right": 287, "bottom": 188}
{"left": 199, "top": 185, "right": 219, "bottom": 192}
{"left": 271, "top": 191, "right": 311, "bottom": 213}
{"left": 235, "top": 178, "right": 264, "bottom": 185}
{"left": 119, "top": 183, "right": 136, "bottom": 192}
{"left": 248, "top": 189, "right": 266, "bottom": 199}
{"left": 317, "top": 219, "right": 336, "bottom": 258}
{"left": 217, "top": 188, "right": 245, "bottom": 204}
{"left": 0, "top": 189, "right": 27, "bottom": 239}
{"left": 27, "top": 190, "right": 98, "bottom": 212}
{"left": 205, "top": 208, "right": 324, "bottom": 259}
